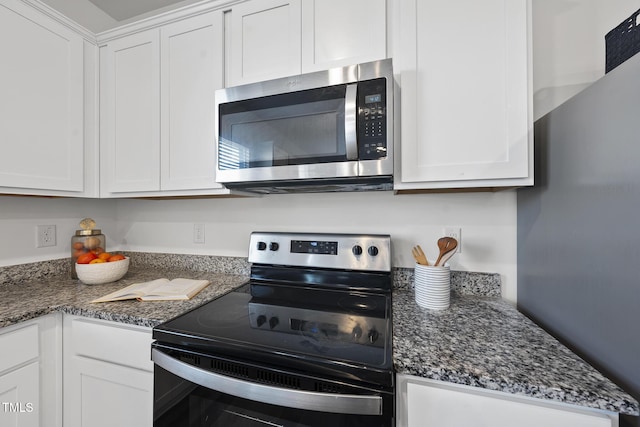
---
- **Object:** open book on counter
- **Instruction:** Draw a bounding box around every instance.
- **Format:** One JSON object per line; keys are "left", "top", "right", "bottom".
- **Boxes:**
{"left": 91, "top": 278, "right": 210, "bottom": 303}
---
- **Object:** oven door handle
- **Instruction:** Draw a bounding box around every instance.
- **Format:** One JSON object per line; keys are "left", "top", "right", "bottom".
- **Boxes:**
{"left": 344, "top": 83, "right": 358, "bottom": 161}
{"left": 152, "top": 348, "right": 383, "bottom": 416}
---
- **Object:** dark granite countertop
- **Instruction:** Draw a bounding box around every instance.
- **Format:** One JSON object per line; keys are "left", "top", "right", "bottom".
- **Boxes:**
{"left": 393, "top": 286, "right": 639, "bottom": 416}
{"left": 0, "top": 266, "right": 248, "bottom": 329}
{"left": 1, "top": 257, "right": 637, "bottom": 417}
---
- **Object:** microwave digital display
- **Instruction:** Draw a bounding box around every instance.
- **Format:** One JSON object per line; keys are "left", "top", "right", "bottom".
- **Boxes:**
{"left": 365, "top": 94, "right": 382, "bottom": 104}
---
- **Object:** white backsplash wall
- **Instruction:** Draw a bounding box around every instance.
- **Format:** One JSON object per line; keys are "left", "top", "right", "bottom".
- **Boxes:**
{"left": 0, "top": 191, "right": 518, "bottom": 301}
{"left": 113, "top": 191, "right": 518, "bottom": 301}
{"left": 0, "top": 196, "right": 118, "bottom": 266}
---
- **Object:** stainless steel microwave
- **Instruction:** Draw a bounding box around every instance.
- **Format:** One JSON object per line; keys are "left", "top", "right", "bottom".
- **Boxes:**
{"left": 215, "top": 59, "right": 393, "bottom": 194}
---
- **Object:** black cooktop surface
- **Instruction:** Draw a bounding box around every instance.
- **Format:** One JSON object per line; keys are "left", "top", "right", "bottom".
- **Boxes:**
{"left": 153, "top": 281, "right": 393, "bottom": 384}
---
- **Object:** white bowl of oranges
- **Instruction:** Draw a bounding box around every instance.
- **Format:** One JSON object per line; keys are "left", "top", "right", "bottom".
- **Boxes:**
{"left": 75, "top": 252, "right": 129, "bottom": 285}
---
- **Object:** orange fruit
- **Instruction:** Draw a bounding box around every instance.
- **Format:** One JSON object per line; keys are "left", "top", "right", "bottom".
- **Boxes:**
{"left": 89, "top": 258, "right": 106, "bottom": 264}
{"left": 108, "top": 254, "right": 126, "bottom": 262}
{"left": 73, "top": 249, "right": 86, "bottom": 258}
{"left": 98, "top": 252, "right": 112, "bottom": 261}
{"left": 77, "top": 252, "right": 98, "bottom": 264}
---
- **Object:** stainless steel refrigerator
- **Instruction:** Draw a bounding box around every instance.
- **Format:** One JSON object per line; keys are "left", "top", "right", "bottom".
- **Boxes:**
{"left": 518, "top": 53, "right": 640, "bottom": 426}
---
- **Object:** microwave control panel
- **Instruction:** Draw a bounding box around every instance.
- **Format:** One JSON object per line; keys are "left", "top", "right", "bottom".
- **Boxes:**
{"left": 358, "top": 78, "right": 387, "bottom": 160}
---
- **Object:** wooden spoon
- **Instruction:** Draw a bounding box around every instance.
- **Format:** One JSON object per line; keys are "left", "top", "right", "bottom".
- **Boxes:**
{"left": 436, "top": 245, "right": 457, "bottom": 266}
{"left": 411, "top": 245, "right": 429, "bottom": 265}
{"left": 434, "top": 237, "right": 457, "bottom": 266}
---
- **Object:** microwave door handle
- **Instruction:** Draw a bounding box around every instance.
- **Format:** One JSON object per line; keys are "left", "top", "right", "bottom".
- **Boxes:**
{"left": 344, "top": 83, "right": 358, "bottom": 160}
{"left": 152, "top": 348, "right": 382, "bottom": 416}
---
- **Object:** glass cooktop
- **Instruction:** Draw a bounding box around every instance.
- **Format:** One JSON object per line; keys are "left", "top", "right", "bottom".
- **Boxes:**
{"left": 153, "top": 282, "right": 392, "bottom": 376}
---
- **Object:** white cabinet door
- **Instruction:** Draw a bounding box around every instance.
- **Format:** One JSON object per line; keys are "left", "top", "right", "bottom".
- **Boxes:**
{"left": 227, "top": 0, "right": 302, "bottom": 86}
{"left": 101, "top": 29, "right": 161, "bottom": 194}
{"left": 64, "top": 357, "right": 153, "bottom": 427}
{"left": 0, "top": 314, "right": 61, "bottom": 427}
{"left": 0, "top": 0, "right": 84, "bottom": 193}
{"left": 0, "top": 363, "right": 39, "bottom": 427}
{"left": 301, "top": 0, "right": 386, "bottom": 73}
{"left": 395, "top": 0, "right": 532, "bottom": 190}
{"left": 160, "top": 11, "right": 225, "bottom": 191}
{"left": 63, "top": 315, "right": 153, "bottom": 427}
{"left": 397, "top": 375, "right": 617, "bottom": 427}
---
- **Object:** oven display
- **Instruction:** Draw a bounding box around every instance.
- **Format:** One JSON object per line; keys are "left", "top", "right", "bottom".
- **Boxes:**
{"left": 291, "top": 240, "right": 338, "bottom": 255}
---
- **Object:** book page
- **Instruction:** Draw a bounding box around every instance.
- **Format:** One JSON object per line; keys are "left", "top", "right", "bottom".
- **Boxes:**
{"left": 91, "top": 278, "right": 209, "bottom": 303}
{"left": 139, "top": 278, "right": 209, "bottom": 301}
{"left": 89, "top": 279, "right": 170, "bottom": 303}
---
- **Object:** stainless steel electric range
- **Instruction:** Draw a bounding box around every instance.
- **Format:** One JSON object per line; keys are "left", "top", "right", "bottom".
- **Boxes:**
{"left": 152, "top": 232, "right": 394, "bottom": 426}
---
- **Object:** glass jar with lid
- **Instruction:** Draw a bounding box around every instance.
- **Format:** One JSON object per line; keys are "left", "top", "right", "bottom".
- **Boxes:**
{"left": 71, "top": 218, "right": 106, "bottom": 278}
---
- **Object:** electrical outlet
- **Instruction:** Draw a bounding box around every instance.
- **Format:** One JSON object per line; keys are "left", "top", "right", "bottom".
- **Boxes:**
{"left": 194, "top": 223, "right": 205, "bottom": 244}
{"left": 443, "top": 227, "right": 461, "bottom": 253}
{"left": 36, "top": 225, "right": 57, "bottom": 248}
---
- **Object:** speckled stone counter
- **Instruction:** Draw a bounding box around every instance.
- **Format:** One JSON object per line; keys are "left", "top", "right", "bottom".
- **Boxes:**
{"left": 2, "top": 257, "right": 638, "bottom": 417}
{"left": 0, "top": 255, "right": 249, "bottom": 329}
{"left": 393, "top": 286, "right": 639, "bottom": 416}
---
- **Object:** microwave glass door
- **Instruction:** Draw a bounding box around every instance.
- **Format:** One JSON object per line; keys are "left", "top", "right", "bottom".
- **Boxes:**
{"left": 219, "top": 85, "right": 351, "bottom": 171}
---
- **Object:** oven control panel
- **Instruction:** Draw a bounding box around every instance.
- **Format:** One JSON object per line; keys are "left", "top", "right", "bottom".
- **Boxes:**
{"left": 248, "top": 232, "right": 390, "bottom": 272}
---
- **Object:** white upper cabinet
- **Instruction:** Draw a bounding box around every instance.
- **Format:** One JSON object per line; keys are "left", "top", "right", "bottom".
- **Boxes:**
{"left": 226, "top": 0, "right": 302, "bottom": 86}
{"left": 100, "top": 11, "right": 228, "bottom": 197}
{"left": 394, "top": 0, "right": 533, "bottom": 191}
{"left": 226, "top": 0, "right": 387, "bottom": 86}
{"left": 100, "top": 29, "right": 160, "bottom": 194}
{"left": 0, "top": 0, "right": 89, "bottom": 196}
{"left": 301, "top": 0, "right": 386, "bottom": 73}
{"left": 160, "top": 12, "right": 225, "bottom": 192}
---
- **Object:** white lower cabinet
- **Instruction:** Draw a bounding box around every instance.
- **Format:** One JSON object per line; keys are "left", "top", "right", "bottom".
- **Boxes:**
{"left": 0, "top": 313, "right": 61, "bottom": 427}
{"left": 0, "top": 363, "right": 39, "bottom": 427}
{"left": 63, "top": 315, "right": 154, "bottom": 427}
{"left": 396, "top": 374, "right": 618, "bottom": 427}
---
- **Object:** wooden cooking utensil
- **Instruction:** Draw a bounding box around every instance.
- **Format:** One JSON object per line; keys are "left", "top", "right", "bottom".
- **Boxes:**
{"left": 436, "top": 244, "right": 457, "bottom": 266}
{"left": 411, "top": 245, "right": 429, "bottom": 265}
{"left": 434, "top": 237, "right": 457, "bottom": 266}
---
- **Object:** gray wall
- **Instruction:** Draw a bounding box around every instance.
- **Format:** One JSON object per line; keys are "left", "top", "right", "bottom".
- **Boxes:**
{"left": 517, "top": 53, "right": 640, "bottom": 412}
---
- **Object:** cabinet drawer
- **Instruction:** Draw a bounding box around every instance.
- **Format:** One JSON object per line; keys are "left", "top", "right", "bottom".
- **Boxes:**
{"left": 0, "top": 323, "right": 39, "bottom": 373}
{"left": 69, "top": 318, "right": 153, "bottom": 372}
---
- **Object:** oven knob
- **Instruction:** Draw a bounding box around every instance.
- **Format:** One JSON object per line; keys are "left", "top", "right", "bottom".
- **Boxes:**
{"left": 368, "top": 246, "right": 379, "bottom": 257}
{"left": 269, "top": 242, "right": 279, "bottom": 251}
{"left": 256, "top": 315, "right": 267, "bottom": 327}
{"left": 352, "top": 325, "right": 363, "bottom": 340}
{"left": 257, "top": 241, "right": 267, "bottom": 251}
{"left": 368, "top": 329, "right": 379, "bottom": 344}
{"left": 352, "top": 245, "right": 363, "bottom": 256}
{"left": 269, "top": 317, "right": 279, "bottom": 329}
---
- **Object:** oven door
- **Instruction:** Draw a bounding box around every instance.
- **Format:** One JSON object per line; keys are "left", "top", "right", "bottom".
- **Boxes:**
{"left": 152, "top": 346, "right": 393, "bottom": 427}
